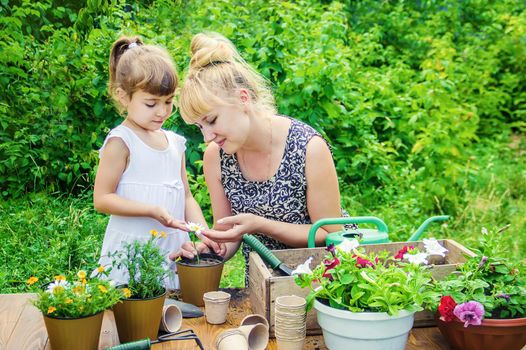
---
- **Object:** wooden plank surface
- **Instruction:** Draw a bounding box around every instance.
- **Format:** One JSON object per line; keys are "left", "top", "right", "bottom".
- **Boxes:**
{"left": 0, "top": 291, "right": 453, "bottom": 350}
{"left": 4, "top": 291, "right": 524, "bottom": 350}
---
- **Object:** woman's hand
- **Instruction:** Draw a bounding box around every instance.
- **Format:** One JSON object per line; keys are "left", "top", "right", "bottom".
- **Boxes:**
{"left": 201, "top": 213, "right": 264, "bottom": 243}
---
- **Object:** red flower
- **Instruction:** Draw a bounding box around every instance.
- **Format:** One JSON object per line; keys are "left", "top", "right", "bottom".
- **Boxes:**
{"left": 394, "top": 245, "right": 415, "bottom": 260}
{"left": 323, "top": 257, "right": 340, "bottom": 270}
{"left": 322, "top": 257, "right": 340, "bottom": 279}
{"left": 355, "top": 256, "right": 375, "bottom": 268}
{"left": 438, "top": 296, "right": 457, "bottom": 322}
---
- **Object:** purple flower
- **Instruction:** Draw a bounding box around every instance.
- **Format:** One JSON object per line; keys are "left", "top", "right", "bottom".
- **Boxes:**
{"left": 453, "top": 301, "right": 485, "bottom": 327}
{"left": 478, "top": 256, "right": 488, "bottom": 269}
{"left": 326, "top": 244, "right": 336, "bottom": 257}
{"left": 496, "top": 293, "right": 511, "bottom": 302}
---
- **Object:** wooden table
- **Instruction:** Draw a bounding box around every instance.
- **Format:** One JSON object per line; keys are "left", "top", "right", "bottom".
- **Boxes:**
{"left": 1, "top": 290, "right": 452, "bottom": 350}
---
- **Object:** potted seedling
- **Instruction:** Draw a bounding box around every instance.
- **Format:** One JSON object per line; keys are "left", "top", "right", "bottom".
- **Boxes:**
{"left": 176, "top": 222, "right": 224, "bottom": 306}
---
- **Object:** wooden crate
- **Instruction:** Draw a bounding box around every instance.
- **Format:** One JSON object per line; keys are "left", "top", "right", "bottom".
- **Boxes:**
{"left": 248, "top": 239, "right": 475, "bottom": 336}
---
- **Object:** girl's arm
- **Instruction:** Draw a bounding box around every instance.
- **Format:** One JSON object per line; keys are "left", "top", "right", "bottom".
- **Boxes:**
{"left": 93, "top": 137, "right": 186, "bottom": 230}
{"left": 201, "top": 136, "right": 342, "bottom": 247}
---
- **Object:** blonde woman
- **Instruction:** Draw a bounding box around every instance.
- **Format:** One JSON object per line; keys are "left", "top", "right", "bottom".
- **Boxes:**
{"left": 171, "top": 33, "right": 343, "bottom": 283}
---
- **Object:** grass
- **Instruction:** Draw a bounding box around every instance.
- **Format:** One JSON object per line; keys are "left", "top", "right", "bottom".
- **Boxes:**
{"left": 1, "top": 136, "right": 524, "bottom": 293}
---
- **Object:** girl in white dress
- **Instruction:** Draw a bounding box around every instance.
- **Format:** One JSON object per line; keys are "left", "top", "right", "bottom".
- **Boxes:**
{"left": 93, "top": 36, "right": 222, "bottom": 289}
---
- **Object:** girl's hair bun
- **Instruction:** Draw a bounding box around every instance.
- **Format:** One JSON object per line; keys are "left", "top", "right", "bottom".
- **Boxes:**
{"left": 189, "top": 33, "right": 235, "bottom": 70}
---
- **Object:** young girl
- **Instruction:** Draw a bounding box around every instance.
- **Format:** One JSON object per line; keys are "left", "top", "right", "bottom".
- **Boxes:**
{"left": 171, "top": 32, "right": 344, "bottom": 285}
{"left": 94, "top": 36, "right": 219, "bottom": 289}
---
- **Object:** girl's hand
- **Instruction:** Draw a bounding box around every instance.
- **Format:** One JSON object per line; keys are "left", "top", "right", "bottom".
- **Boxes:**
{"left": 151, "top": 206, "right": 188, "bottom": 231}
{"left": 201, "top": 213, "right": 264, "bottom": 243}
{"left": 169, "top": 239, "right": 226, "bottom": 260}
{"left": 200, "top": 234, "right": 227, "bottom": 257}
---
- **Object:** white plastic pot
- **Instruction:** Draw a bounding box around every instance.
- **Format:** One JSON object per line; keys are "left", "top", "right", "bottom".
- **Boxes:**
{"left": 314, "top": 299, "right": 416, "bottom": 350}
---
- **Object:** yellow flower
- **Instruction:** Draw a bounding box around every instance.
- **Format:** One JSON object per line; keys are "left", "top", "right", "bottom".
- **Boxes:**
{"left": 160, "top": 231, "right": 167, "bottom": 238}
{"left": 77, "top": 270, "right": 87, "bottom": 279}
{"left": 54, "top": 275, "right": 66, "bottom": 281}
{"left": 52, "top": 286, "right": 65, "bottom": 295}
{"left": 81, "top": 278, "right": 87, "bottom": 285}
{"left": 73, "top": 285, "right": 84, "bottom": 295}
{"left": 97, "top": 285, "right": 108, "bottom": 293}
{"left": 27, "top": 276, "right": 38, "bottom": 285}
{"left": 150, "top": 229, "right": 158, "bottom": 237}
{"left": 122, "top": 288, "right": 132, "bottom": 298}
{"left": 65, "top": 298, "right": 73, "bottom": 304}
{"left": 47, "top": 306, "right": 56, "bottom": 314}
{"left": 97, "top": 265, "right": 105, "bottom": 273}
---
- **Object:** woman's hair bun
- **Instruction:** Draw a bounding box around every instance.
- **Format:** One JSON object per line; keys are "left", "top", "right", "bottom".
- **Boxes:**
{"left": 189, "top": 33, "right": 235, "bottom": 70}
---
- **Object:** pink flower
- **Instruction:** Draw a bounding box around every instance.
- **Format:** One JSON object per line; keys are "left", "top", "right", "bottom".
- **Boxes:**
{"left": 394, "top": 246, "right": 415, "bottom": 260}
{"left": 453, "top": 301, "right": 485, "bottom": 327}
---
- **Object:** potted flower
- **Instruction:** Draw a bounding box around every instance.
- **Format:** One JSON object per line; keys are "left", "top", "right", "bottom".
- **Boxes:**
{"left": 108, "top": 229, "right": 172, "bottom": 343}
{"left": 29, "top": 270, "right": 123, "bottom": 350}
{"left": 294, "top": 239, "right": 437, "bottom": 350}
{"left": 427, "top": 226, "right": 526, "bottom": 350}
{"left": 175, "top": 222, "right": 224, "bottom": 306}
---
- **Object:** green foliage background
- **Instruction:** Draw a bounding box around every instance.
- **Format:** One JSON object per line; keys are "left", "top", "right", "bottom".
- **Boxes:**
{"left": 1, "top": 0, "right": 525, "bottom": 291}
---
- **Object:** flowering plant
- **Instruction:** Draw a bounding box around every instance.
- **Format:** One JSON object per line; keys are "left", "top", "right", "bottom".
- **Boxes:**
{"left": 29, "top": 270, "right": 123, "bottom": 318}
{"left": 185, "top": 222, "right": 205, "bottom": 264}
{"left": 294, "top": 239, "right": 439, "bottom": 315}
{"left": 108, "top": 229, "right": 171, "bottom": 299}
{"left": 428, "top": 227, "right": 526, "bottom": 326}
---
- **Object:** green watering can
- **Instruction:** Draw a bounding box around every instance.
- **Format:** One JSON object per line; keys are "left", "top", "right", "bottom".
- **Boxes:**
{"left": 307, "top": 215, "right": 449, "bottom": 248}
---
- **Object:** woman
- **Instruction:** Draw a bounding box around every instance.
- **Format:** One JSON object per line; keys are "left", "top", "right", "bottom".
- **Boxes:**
{"left": 170, "top": 32, "right": 344, "bottom": 282}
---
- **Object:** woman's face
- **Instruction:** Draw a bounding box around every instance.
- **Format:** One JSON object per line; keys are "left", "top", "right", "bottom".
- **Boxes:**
{"left": 194, "top": 103, "right": 250, "bottom": 154}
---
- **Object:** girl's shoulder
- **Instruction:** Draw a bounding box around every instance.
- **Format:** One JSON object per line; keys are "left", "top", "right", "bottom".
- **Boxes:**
{"left": 163, "top": 129, "right": 187, "bottom": 154}
{"left": 164, "top": 129, "right": 186, "bottom": 143}
{"left": 99, "top": 125, "right": 133, "bottom": 157}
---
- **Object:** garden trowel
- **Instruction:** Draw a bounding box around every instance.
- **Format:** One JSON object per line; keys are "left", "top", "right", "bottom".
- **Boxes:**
{"left": 164, "top": 298, "right": 203, "bottom": 318}
{"left": 243, "top": 234, "right": 293, "bottom": 276}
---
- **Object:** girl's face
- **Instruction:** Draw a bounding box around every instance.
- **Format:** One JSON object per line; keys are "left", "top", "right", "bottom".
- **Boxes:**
{"left": 194, "top": 103, "right": 250, "bottom": 154}
{"left": 120, "top": 89, "right": 174, "bottom": 131}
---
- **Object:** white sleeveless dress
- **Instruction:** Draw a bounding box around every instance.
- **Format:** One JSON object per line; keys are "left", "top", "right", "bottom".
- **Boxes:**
{"left": 97, "top": 125, "right": 189, "bottom": 289}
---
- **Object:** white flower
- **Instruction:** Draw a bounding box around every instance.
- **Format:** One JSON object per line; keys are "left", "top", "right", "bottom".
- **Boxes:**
{"left": 404, "top": 252, "right": 429, "bottom": 265}
{"left": 481, "top": 227, "right": 488, "bottom": 235}
{"left": 185, "top": 222, "right": 205, "bottom": 236}
{"left": 291, "top": 256, "right": 313, "bottom": 275}
{"left": 46, "top": 279, "right": 70, "bottom": 294}
{"left": 423, "top": 238, "right": 448, "bottom": 257}
{"left": 337, "top": 238, "right": 360, "bottom": 253}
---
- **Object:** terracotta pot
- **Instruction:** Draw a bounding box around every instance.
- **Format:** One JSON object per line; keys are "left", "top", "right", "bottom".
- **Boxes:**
{"left": 113, "top": 291, "right": 166, "bottom": 343}
{"left": 437, "top": 316, "right": 526, "bottom": 350}
{"left": 176, "top": 253, "right": 224, "bottom": 307}
{"left": 43, "top": 311, "right": 104, "bottom": 350}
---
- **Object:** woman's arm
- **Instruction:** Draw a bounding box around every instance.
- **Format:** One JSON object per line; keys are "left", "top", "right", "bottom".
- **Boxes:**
{"left": 93, "top": 137, "right": 186, "bottom": 230}
{"left": 202, "top": 142, "right": 242, "bottom": 259}
{"left": 201, "top": 135, "right": 343, "bottom": 247}
{"left": 180, "top": 153, "right": 226, "bottom": 256}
